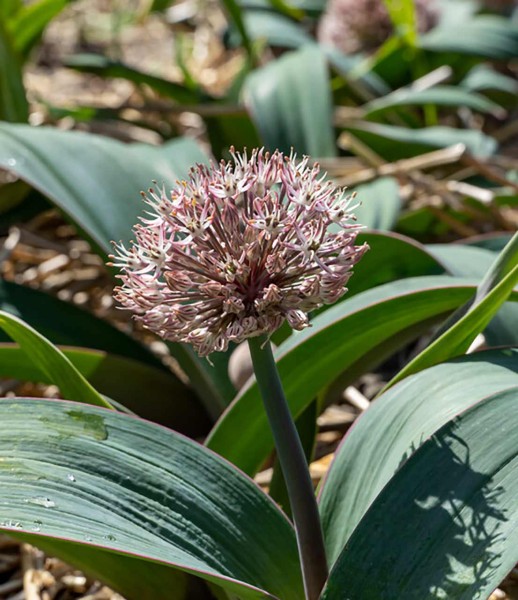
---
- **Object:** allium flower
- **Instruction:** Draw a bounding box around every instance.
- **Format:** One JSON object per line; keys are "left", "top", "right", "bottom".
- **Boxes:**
{"left": 112, "top": 148, "right": 367, "bottom": 356}
{"left": 317, "top": 0, "right": 438, "bottom": 55}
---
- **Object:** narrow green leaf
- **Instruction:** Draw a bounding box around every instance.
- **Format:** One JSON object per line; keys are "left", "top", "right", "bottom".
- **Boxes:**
{"left": 364, "top": 85, "right": 506, "bottom": 118}
{"left": 0, "top": 20, "right": 28, "bottom": 122}
{"left": 0, "top": 311, "right": 112, "bottom": 408}
{"left": 244, "top": 44, "right": 336, "bottom": 156}
{"left": 322, "top": 384, "right": 518, "bottom": 599}
{"left": 382, "top": 0, "right": 418, "bottom": 46}
{"left": 8, "top": 0, "right": 68, "bottom": 57}
{"left": 207, "top": 277, "right": 498, "bottom": 475}
{"left": 65, "top": 54, "right": 204, "bottom": 104}
{"left": 318, "top": 348, "right": 518, "bottom": 567}
{"left": 0, "top": 399, "right": 303, "bottom": 600}
{"left": 385, "top": 238, "right": 518, "bottom": 389}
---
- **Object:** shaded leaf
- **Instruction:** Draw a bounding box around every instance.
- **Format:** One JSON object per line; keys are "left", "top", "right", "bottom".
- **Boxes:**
{"left": 322, "top": 379, "right": 518, "bottom": 599}
{"left": 0, "top": 20, "right": 28, "bottom": 122}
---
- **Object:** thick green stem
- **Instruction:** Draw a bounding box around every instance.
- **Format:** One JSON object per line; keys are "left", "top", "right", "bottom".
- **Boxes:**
{"left": 248, "top": 336, "right": 328, "bottom": 600}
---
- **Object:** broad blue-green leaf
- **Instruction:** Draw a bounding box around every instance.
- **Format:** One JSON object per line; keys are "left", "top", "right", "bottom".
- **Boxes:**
{"left": 319, "top": 349, "right": 518, "bottom": 567}
{"left": 461, "top": 64, "right": 518, "bottom": 95}
{"left": 0, "top": 311, "right": 111, "bottom": 408}
{"left": 206, "top": 277, "right": 510, "bottom": 475}
{"left": 0, "top": 399, "right": 303, "bottom": 600}
{"left": 244, "top": 44, "right": 336, "bottom": 156}
{"left": 227, "top": 10, "right": 313, "bottom": 48}
{"left": 0, "top": 123, "right": 209, "bottom": 252}
{"left": 322, "top": 375, "right": 518, "bottom": 598}
{"left": 420, "top": 16, "right": 518, "bottom": 60}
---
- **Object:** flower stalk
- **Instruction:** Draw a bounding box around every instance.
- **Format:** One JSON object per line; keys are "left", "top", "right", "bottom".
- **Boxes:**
{"left": 248, "top": 335, "right": 328, "bottom": 600}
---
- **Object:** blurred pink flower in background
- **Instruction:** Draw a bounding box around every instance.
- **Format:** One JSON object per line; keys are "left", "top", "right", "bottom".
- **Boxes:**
{"left": 317, "top": 0, "right": 439, "bottom": 55}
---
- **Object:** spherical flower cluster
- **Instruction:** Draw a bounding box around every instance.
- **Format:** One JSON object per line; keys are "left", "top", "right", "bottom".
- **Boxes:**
{"left": 317, "top": 0, "right": 438, "bottom": 55}
{"left": 112, "top": 148, "right": 368, "bottom": 356}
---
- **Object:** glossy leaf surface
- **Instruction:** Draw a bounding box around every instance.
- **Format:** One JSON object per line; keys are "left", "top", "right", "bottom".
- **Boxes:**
{"left": 0, "top": 399, "right": 302, "bottom": 600}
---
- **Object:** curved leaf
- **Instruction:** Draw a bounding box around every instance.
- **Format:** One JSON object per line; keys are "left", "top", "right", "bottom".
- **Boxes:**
{"left": 65, "top": 54, "right": 204, "bottom": 104}
{"left": 322, "top": 383, "right": 518, "bottom": 599}
{"left": 420, "top": 16, "right": 518, "bottom": 60}
{"left": 244, "top": 44, "right": 336, "bottom": 156}
{"left": 0, "top": 399, "right": 303, "bottom": 600}
{"left": 385, "top": 244, "right": 518, "bottom": 390}
{"left": 342, "top": 231, "right": 446, "bottom": 297}
{"left": 0, "top": 279, "right": 165, "bottom": 368}
{"left": 0, "top": 344, "right": 209, "bottom": 435}
{"left": 461, "top": 65, "right": 518, "bottom": 95}
{"left": 318, "top": 348, "right": 518, "bottom": 567}
{"left": 206, "top": 277, "right": 496, "bottom": 475}
{"left": 345, "top": 122, "right": 497, "bottom": 160}
{"left": 0, "top": 311, "right": 111, "bottom": 409}
{"left": 0, "top": 123, "right": 209, "bottom": 252}
{"left": 364, "top": 85, "right": 505, "bottom": 118}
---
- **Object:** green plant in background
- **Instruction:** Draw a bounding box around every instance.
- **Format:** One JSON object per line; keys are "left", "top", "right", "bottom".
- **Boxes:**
{"left": 0, "top": 130, "right": 517, "bottom": 598}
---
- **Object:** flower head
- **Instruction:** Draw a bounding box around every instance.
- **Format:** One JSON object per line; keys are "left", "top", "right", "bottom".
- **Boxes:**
{"left": 112, "top": 148, "right": 368, "bottom": 356}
